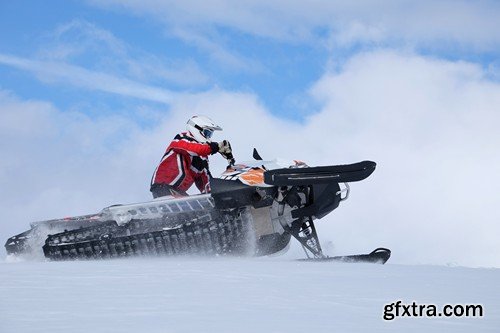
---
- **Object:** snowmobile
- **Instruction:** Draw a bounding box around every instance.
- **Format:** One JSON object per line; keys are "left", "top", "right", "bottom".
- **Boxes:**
{"left": 5, "top": 149, "right": 391, "bottom": 264}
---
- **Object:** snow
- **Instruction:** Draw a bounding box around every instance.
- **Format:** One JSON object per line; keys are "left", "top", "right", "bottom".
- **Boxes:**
{"left": 1, "top": 256, "right": 498, "bottom": 333}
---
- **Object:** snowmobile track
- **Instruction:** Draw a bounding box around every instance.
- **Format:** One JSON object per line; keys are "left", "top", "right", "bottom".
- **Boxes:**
{"left": 43, "top": 216, "right": 250, "bottom": 260}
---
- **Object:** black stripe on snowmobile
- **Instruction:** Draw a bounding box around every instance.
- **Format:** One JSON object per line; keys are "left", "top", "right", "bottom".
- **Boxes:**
{"left": 263, "top": 161, "right": 376, "bottom": 186}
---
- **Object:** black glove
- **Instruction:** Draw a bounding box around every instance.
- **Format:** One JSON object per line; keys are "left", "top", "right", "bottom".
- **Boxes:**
{"left": 209, "top": 142, "right": 219, "bottom": 155}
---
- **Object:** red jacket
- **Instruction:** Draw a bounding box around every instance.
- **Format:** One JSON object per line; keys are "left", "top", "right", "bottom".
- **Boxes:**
{"left": 151, "top": 132, "right": 218, "bottom": 194}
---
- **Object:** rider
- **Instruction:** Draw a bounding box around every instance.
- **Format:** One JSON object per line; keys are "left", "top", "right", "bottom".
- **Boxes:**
{"left": 150, "top": 115, "right": 234, "bottom": 198}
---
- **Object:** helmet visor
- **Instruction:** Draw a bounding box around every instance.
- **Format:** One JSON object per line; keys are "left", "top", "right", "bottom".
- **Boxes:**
{"left": 202, "top": 128, "right": 214, "bottom": 139}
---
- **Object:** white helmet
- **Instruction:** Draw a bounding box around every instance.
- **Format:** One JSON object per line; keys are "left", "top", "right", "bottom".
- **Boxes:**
{"left": 186, "top": 115, "right": 222, "bottom": 143}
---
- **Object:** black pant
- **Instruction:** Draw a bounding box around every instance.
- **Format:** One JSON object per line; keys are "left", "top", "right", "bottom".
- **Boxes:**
{"left": 150, "top": 183, "right": 188, "bottom": 198}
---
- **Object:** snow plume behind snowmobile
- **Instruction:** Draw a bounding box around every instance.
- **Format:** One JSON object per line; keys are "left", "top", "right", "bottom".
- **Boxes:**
{"left": 5, "top": 149, "right": 390, "bottom": 264}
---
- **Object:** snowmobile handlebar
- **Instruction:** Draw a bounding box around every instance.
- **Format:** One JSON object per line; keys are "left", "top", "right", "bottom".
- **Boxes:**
{"left": 336, "top": 183, "right": 350, "bottom": 201}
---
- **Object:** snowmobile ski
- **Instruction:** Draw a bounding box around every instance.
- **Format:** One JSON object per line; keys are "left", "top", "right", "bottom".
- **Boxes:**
{"left": 297, "top": 248, "right": 391, "bottom": 264}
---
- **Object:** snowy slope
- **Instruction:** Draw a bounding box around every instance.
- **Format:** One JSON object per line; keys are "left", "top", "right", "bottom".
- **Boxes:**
{"left": 1, "top": 257, "right": 498, "bottom": 333}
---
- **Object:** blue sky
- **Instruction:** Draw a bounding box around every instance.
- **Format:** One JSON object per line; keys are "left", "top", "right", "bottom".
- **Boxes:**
{"left": 1, "top": 1, "right": 500, "bottom": 266}
{"left": 3, "top": 0, "right": 498, "bottom": 123}
{"left": 0, "top": 0, "right": 329, "bottom": 120}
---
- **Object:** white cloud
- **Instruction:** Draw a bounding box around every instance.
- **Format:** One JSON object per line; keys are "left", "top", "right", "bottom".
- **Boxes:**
{"left": 0, "top": 53, "right": 177, "bottom": 103}
{"left": 88, "top": 0, "right": 500, "bottom": 52}
{"left": 305, "top": 50, "right": 500, "bottom": 267}
{"left": 36, "top": 19, "right": 209, "bottom": 87}
{"left": 0, "top": 90, "right": 158, "bottom": 239}
{"left": 2, "top": 50, "right": 500, "bottom": 267}
{"left": 42, "top": 19, "right": 128, "bottom": 60}
{"left": 170, "top": 27, "right": 264, "bottom": 73}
